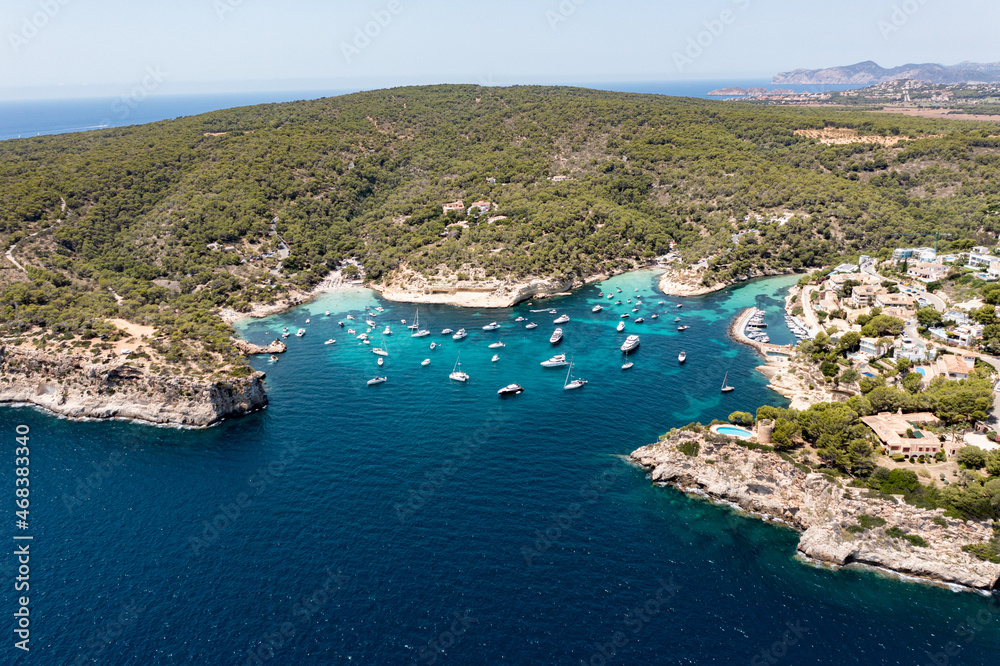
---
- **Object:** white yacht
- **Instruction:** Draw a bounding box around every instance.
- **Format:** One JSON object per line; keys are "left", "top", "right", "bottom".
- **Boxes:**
{"left": 295, "top": 328, "right": 306, "bottom": 337}
{"left": 678, "top": 351, "right": 686, "bottom": 363}
{"left": 372, "top": 347, "right": 388, "bottom": 357}
{"left": 366, "top": 319, "right": 376, "bottom": 328}
{"left": 553, "top": 314, "right": 570, "bottom": 324}
{"left": 515, "top": 316, "right": 526, "bottom": 322}
{"left": 497, "top": 384, "right": 524, "bottom": 396}
{"left": 452, "top": 328, "right": 468, "bottom": 340}
{"left": 367, "top": 376, "right": 386, "bottom": 386}
{"left": 421, "top": 359, "right": 431, "bottom": 366}
{"left": 651, "top": 314, "right": 658, "bottom": 319}
{"left": 346, "top": 315, "right": 354, "bottom": 320}
{"left": 491, "top": 354, "right": 499, "bottom": 362}
{"left": 383, "top": 326, "right": 392, "bottom": 335}
{"left": 549, "top": 328, "right": 563, "bottom": 344}
{"left": 377, "top": 357, "right": 384, "bottom": 366}
{"left": 540, "top": 354, "right": 568, "bottom": 368}
{"left": 620, "top": 335, "right": 640, "bottom": 353}
{"left": 592, "top": 305, "right": 603, "bottom": 313}
{"left": 324, "top": 339, "right": 335, "bottom": 345}
{"left": 482, "top": 322, "right": 500, "bottom": 331}
{"left": 488, "top": 341, "right": 505, "bottom": 349}
{"left": 325, "top": 311, "right": 331, "bottom": 316}
{"left": 441, "top": 328, "right": 454, "bottom": 335}
{"left": 449, "top": 354, "right": 469, "bottom": 382}
{"left": 525, "top": 322, "right": 538, "bottom": 330}
{"left": 616, "top": 321, "right": 625, "bottom": 332}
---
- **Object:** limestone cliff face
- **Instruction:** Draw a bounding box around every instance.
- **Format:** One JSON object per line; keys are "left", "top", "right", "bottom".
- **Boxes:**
{"left": 0, "top": 346, "right": 267, "bottom": 427}
{"left": 234, "top": 338, "right": 287, "bottom": 355}
{"left": 631, "top": 433, "right": 1000, "bottom": 591}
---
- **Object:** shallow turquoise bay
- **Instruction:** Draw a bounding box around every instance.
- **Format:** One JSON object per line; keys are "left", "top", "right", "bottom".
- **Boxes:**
{"left": 3, "top": 271, "right": 999, "bottom": 664}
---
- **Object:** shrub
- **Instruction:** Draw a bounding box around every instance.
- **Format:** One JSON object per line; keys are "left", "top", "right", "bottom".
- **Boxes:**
{"left": 886, "top": 526, "right": 928, "bottom": 547}
{"left": 857, "top": 514, "right": 887, "bottom": 530}
{"left": 962, "top": 542, "right": 1000, "bottom": 563}
{"left": 845, "top": 524, "right": 865, "bottom": 534}
{"left": 677, "top": 440, "right": 700, "bottom": 457}
{"left": 931, "top": 516, "right": 948, "bottom": 528}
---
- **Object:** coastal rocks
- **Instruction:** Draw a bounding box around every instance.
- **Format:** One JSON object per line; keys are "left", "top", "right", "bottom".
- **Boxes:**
{"left": 234, "top": 338, "right": 287, "bottom": 355}
{"left": 631, "top": 432, "right": 1000, "bottom": 590}
{"left": 658, "top": 267, "right": 793, "bottom": 298}
{"left": 0, "top": 346, "right": 267, "bottom": 427}
{"left": 375, "top": 270, "right": 581, "bottom": 308}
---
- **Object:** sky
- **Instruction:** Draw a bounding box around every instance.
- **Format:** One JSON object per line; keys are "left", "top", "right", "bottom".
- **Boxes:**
{"left": 2, "top": 0, "right": 998, "bottom": 99}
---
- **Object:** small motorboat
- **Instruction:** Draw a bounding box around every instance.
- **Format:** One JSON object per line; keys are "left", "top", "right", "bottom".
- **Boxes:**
{"left": 325, "top": 339, "right": 335, "bottom": 345}
{"left": 678, "top": 351, "right": 686, "bottom": 363}
{"left": 430, "top": 342, "right": 437, "bottom": 350}
{"left": 364, "top": 340, "right": 370, "bottom": 345}
{"left": 346, "top": 315, "right": 354, "bottom": 320}
{"left": 676, "top": 304, "right": 682, "bottom": 308}
{"left": 615, "top": 301, "right": 622, "bottom": 305}
{"left": 270, "top": 355, "right": 279, "bottom": 362}
{"left": 549, "top": 328, "right": 563, "bottom": 344}
{"left": 616, "top": 288, "right": 622, "bottom": 292}
{"left": 281, "top": 332, "right": 289, "bottom": 339}
{"left": 367, "top": 376, "right": 387, "bottom": 386}
{"left": 497, "top": 384, "right": 524, "bottom": 396}
{"left": 674, "top": 317, "right": 681, "bottom": 322}
{"left": 627, "top": 299, "right": 632, "bottom": 304}
{"left": 621, "top": 361, "right": 633, "bottom": 370}
{"left": 377, "top": 357, "right": 384, "bottom": 366}
{"left": 421, "top": 359, "right": 431, "bottom": 366}
{"left": 339, "top": 321, "right": 345, "bottom": 327}
{"left": 678, "top": 325, "right": 689, "bottom": 331}
{"left": 441, "top": 328, "right": 454, "bottom": 335}
{"left": 616, "top": 321, "right": 625, "bottom": 332}
{"left": 553, "top": 314, "right": 570, "bottom": 324}
{"left": 372, "top": 347, "right": 388, "bottom": 356}
{"left": 383, "top": 326, "right": 392, "bottom": 335}
{"left": 376, "top": 307, "right": 384, "bottom": 312}
{"left": 295, "top": 328, "right": 306, "bottom": 337}
{"left": 325, "top": 311, "right": 331, "bottom": 316}
{"left": 489, "top": 341, "right": 505, "bottom": 349}
{"left": 635, "top": 318, "right": 644, "bottom": 323}
{"left": 366, "top": 319, "right": 376, "bottom": 328}
{"left": 607, "top": 294, "right": 614, "bottom": 299}
{"left": 525, "top": 322, "right": 538, "bottom": 329}
{"left": 491, "top": 354, "right": 500, "bottom": 362}
{"left": 305, "top": 319, "right": 310, "bottom": 324}
{"left": 632, "top": 307, "right": 639, "bottom": 312}
{"left": 651, "top": 314, "right": 658, "bottom": 319}
{"left": 452, "top": 329, "right": 468, "bottom": 340}
{"left": 482, "top": 322, "right": 500, "bottom": 331}
{"left": 592, "top": 305, "right": 603, "bottom": 313}
{"left": 620, "top": 313, "right": 630, "bottom": 319}
{"left": 515, "top": 316, "right": 526, "bottom": 322}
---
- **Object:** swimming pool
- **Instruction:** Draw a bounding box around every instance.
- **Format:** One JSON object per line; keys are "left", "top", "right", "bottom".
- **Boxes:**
{"left": 915, "top": 367, "right": 928, "bottom": 377}
{"left": 711, "top": 424, "right": 755, "bottom": 439}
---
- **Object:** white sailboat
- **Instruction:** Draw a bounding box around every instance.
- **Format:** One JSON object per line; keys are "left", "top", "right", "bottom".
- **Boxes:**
{"left": 563, "top": 359, "right": 587, "bottom": 390}
{"left": 410, "top": 309, "right": 430, "bottom": 337}
{"left": 721, "top": 371, "right": 734, "bottom": 393}
{"left": 621, "top": 351, "right": 633, "bottom": 370}
{"left": 449, "top": 354, "right": 469, "bottom": 382}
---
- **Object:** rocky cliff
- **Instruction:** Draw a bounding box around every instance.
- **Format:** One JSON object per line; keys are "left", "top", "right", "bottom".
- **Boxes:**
{"left": 374, "top": 270, "right": 608, "bottom": 308}
{"left": 234, "top": 338, "right": 287, "bottom": 355}
{"left": 631, "top": 432, "right": 1000, "bottom": 590}
{"left": 0, "top": 345, "right": 267, "bottom": 427}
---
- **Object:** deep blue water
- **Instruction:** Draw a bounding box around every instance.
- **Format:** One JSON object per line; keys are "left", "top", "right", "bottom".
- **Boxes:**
{"left": 2, "top": 271, "right": 999, "bottom": 664}
{"left": 0, "top": 80, "right": 863, "bottom": 142}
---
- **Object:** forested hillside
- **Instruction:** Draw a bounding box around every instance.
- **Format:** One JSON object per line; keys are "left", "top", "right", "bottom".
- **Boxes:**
{"left": 2, "top": 84, "right": 1000, "bottom": 370}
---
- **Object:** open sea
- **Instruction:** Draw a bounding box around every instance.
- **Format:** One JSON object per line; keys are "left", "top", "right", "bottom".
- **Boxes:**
{"left": 3, "top": 271, "right": 999, "bottom": 664}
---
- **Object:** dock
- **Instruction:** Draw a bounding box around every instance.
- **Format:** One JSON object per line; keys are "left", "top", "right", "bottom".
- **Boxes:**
{"left": 729, "top": 308, "right": 795, "bottom": 356}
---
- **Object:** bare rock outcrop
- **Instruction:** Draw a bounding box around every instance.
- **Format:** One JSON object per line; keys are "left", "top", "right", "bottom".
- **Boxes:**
{"left": 234, "top": 338, "right": 287, "bottom": 355}
{"left": 0, "top": 345, "right": 267, "bottom": 427}
{"left": 631, "top": 432, "right": 1000, "bottom": 590}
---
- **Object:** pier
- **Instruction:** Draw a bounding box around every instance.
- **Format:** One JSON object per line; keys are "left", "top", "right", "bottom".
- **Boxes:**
{"left": 729, "top": 308, "right": 796, "bottom": 356}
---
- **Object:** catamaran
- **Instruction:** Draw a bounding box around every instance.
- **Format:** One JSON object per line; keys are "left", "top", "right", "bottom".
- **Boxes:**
{"left": 449, "top": 354, "right": 469, "bottom": 382}
{"left": 721, "top": 372, "right": 734, "bottom": 393}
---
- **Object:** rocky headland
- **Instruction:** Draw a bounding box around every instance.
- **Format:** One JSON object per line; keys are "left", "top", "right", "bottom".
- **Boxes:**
{"left": 631, "top": 431, "right": 1000, "bottom": 591}
{"left": 0, "top": 345, "right": 267, "bottom": 427}
{"left": 233, "top": 338, "right": 287, "bottom": 355}
{"left": 658, "top": 267, "right": 795, "bottom": 298}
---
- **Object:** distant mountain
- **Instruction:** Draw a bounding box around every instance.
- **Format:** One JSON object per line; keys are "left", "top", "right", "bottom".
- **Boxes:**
{"left": 772, "top": 60, "right": 1000, "bottom": 85}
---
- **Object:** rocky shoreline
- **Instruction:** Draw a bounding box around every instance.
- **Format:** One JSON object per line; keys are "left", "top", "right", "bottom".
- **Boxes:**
{"left": 0, "top": 345, "right": 267, "bottom": 427}
{"left": 631, "top": 431, "right": 1000, "bottom": 591}
{"left": 658, "top": 267, "right": 796, "bottom": 297}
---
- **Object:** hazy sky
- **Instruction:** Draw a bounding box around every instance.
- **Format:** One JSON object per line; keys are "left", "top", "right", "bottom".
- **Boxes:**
{"left": 2, "top": 0, "right": 998, "bottom": 99}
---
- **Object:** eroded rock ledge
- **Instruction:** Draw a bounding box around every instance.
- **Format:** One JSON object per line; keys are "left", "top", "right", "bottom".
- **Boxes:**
{"left": 234, "top": 338, "right": 287, "bottom": 355}
{"left": 0, "top": 346, "right": 267, "bottom": 427}
{"left": 630, "top": 432, "right": 1000, "bottom": 591}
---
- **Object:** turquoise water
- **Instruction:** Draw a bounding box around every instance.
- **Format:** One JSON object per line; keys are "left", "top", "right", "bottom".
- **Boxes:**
{"left": 3, "top": 271, "right": 999, "bottom": 664}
